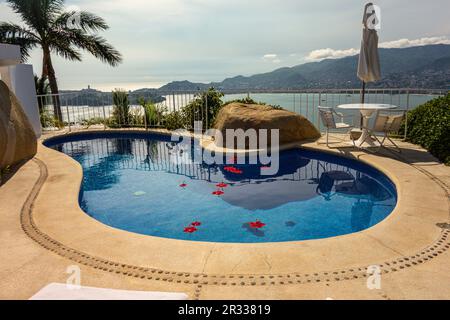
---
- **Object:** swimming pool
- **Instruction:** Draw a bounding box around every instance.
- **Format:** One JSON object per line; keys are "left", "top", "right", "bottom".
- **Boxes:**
{"left": 45, "top": 132, "right": 397, "bottom": 243}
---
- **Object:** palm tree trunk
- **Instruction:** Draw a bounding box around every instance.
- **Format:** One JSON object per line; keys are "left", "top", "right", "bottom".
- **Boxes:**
{"left": 42, "top": 45, "right": 63, "bottom": 122}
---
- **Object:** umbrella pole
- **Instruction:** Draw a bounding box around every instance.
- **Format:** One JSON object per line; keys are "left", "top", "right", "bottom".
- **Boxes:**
{"left": 360, "top": 81, "right": 366, "bottom": 103}
{"left": 360, "top": 81, "right": 366, "bottom": 128}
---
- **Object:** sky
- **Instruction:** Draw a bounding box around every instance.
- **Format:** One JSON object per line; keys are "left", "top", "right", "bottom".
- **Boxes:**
{"left": 1, "top": 0, "right": 449, "bottom": 90}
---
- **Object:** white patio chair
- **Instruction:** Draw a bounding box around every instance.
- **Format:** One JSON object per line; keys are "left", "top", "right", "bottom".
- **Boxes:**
{"left": 317, "top": 106, "right": 356, "bottom": 147}
{"left": 368, "top": 111, "right": 406, "bottom": 153}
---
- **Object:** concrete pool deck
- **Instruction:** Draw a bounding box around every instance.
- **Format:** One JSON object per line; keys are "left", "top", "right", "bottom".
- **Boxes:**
{"left": 1, "top": 128, "right": 449, "bottom": 299}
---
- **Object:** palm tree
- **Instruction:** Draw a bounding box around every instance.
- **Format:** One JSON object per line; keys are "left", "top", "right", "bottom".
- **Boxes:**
{"left": 0, "top": 0, "right": 122, "bottom": 121}
{"left": 34, "top": 75, "right": 50, "bottom": 95}
{"left": 34, "top": 74, "right": 50, "bottom": 113}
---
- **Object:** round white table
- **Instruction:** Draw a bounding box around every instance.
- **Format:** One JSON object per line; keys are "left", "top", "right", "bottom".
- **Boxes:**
{"left": 337, "top": 103, "right": 397, "bottom": 147}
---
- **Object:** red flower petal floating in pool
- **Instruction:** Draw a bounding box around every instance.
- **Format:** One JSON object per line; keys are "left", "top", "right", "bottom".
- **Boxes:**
{"left": 212, "top": 190, "right": 224, "bottom": 196}
{"left": 216, "top": 182, "right": 228, "bottom": 188}
{"left": 191, "top": 221, "right": 202, "bottom": 227}
{"left": 224, "top": 166, "right": 243, "bottom": 174}
{"left": 184, "top": 226, "right": 198, "bottom": 233}
{"left": 179, "top": 183, "right": 187, "bottom": 188}
{"left": 249, "top": 220, "right": 266, "bottom": 229}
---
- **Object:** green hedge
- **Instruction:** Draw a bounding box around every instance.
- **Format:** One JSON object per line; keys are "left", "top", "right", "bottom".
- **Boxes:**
{"left": 405, "top": 93, "right": 450, "bottom": 165}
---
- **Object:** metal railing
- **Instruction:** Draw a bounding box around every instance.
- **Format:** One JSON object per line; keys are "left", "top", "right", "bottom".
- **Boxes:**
{"left": 37, "top": 88, "right": 447, "bottom": 136}
{"left": 37, "top": 91, "right": 199, "bottom": 131}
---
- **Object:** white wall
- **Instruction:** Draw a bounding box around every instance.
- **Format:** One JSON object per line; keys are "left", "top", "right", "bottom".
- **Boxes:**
{"left": 0, "top": 65, "right": 42, "bottom": 137}
{"left": 0, "top": 44, "right": 42, "bottom": 138}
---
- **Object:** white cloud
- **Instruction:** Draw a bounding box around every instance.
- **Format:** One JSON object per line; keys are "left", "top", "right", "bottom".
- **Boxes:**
{"left": 305, "top": 48, "right": 359, "bottom": 61}
{"left": 305, "top": 36, "right": 450, "bottom": 61}
{"left": 379, "top": 36, "right": 450, "bottom": 48}
{"left": 262, "top": 54, "right": 282, "bottom": 63}
{"left": 263, "top": 54, "right": 278, "bottom": 59}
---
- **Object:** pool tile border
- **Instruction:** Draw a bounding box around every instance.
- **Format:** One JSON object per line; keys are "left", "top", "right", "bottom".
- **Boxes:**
{"left": 18, "top": 129, "right": 450, "bottom": 287}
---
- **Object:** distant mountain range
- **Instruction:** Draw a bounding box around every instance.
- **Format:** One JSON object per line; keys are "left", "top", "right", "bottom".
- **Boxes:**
{"left": 60, "top": 87, "right": 164, "bottom": 106}
{"left": 159, "top": 44, "right": 450, "bottom": 91}
{"left": 61, "top": 44, "right": 449, "bottom": 104}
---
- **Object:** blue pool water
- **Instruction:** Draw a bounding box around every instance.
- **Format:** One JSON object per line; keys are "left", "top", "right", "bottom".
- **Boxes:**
{"left": 45, "top": 132, "right": 397, "bottom": 243}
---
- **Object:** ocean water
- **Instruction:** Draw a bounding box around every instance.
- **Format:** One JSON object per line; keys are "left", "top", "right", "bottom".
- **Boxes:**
{"left": 223, "top": 92, "right": 443, "bottom": 130}
{"left": 49, "top": 92, "right": 442, "bottom": 131}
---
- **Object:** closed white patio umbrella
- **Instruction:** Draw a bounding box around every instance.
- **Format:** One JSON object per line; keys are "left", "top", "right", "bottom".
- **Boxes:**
{"left": 357, "top": 2, "right": 381, "bottom": 104}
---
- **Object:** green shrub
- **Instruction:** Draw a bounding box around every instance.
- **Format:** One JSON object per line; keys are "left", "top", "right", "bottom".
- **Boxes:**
{"left": 39, "top": 109, "right": 55, "bottom": 127}
{"left": 128, "top": 108, "right": 145, "bottom": 126}
{"left": 80, "top": 117, "right": 105, "bottom": 128}
{"left": 224, "top": 97, "right": 259, "bottom": 105}
{"left": 224, "top": 97, "right": 282, "bottom": 109}
{"left": 160, "top": 90, "right": 283, "bottom": 131}
{"left": 39, "top": 109, "right": 64, "bottom": 128}
{"left": 164, "top": 111, "right": 185, "bottom": 131}
{"left": 181, "top": 88, "right": 224, "bottom": 130}
{"left": 104, "top": 116, "right": 120, "bottom": 128}
{"left": 112, "top": 89, "right": 130, "bottom": 126}
{"left": 405, "top": 93, "right": 450, "bottom": 165}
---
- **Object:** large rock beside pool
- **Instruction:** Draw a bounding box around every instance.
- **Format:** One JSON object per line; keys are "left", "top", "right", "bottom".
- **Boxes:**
{"left": 0, "top": 80, "right": 37, "bottom": 169}
{"left": 213, "top": 103, "right": 321, "bottom": 148}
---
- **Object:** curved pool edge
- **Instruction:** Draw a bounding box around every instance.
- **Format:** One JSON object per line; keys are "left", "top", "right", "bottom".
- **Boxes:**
{"left": 30, "top": 129, "right": 449, "bottom": 278}
{"left": 43, "top": 129, "right": 398, "bottom": 243}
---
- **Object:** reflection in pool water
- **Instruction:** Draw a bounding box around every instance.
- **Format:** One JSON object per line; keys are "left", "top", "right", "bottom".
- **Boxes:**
{"left": 46, "top": 132, "right": 397, "bottom": 243}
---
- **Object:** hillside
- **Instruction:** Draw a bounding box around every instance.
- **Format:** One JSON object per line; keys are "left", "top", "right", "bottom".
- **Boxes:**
{"left": 159, "top": 44, "right": 450, "bottom": 91}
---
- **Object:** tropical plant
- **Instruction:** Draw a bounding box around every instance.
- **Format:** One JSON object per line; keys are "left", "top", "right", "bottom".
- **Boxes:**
{"left": 0, "top": 0, "right": 122, "bottom": 121}
{"left": 405, "top": 93, "right": 450, "bottom": 165}
{"left": 224, "top": 97, "right": 259, "bottom": 105}
{"left": 34, "top": 74, "right": 50, "bottom": 97}
{"left": 128, "top": 108, "right": 145, "bottom": 127}
{"left": 224, "top": 97, "right": 283, "bottom": 109}
{"left": 80, "top": 117, "right": 105, "bottom": 128}
{"left": 39, "top": 108, "right": 57, "bottom": 128}
{"left": 111, "top": 89, "right": 130, "bottom": 127}
{"left": 138, "top": 97, "right": 167, "bottom": 127}
{"left": 164, "top": 111, "right": 185, "bottom": 131}
{"left": 181, "top": 88, "right": 224, "bottom": 130}
{"left": 34, "top": 74, "right": 59, "bottom": 128}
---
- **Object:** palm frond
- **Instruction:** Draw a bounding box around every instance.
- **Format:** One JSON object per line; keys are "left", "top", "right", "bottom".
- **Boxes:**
{"left": 0, "top": 22, "right": 40, "bottom": 61}
{"left": 53, "top": 10, "right": 109, "bottom": 32}
{"left": 34, "top": 74, "right": 50, "bottom": 95}
{"left": 3, "top": 0, "right": 122, "bottom": 69}
{"left": 6, "top": 0, "right": 64, "bottom": 36}
{"left": 76, "top": 34, "right": 123, "bottom": 66}
{"left": 55, "top": 28, "right": 122, "bottom": 66}
{"left": 48, "top": 35, "right": 82, "bottom": 61}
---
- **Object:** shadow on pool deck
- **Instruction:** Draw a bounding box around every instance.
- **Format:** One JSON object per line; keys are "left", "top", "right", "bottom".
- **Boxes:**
{"left": 313, "top": 134, "right": 443, "bottom": 167}
{"left": 0, "top": 159, "right": 31, "bottom": 187}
